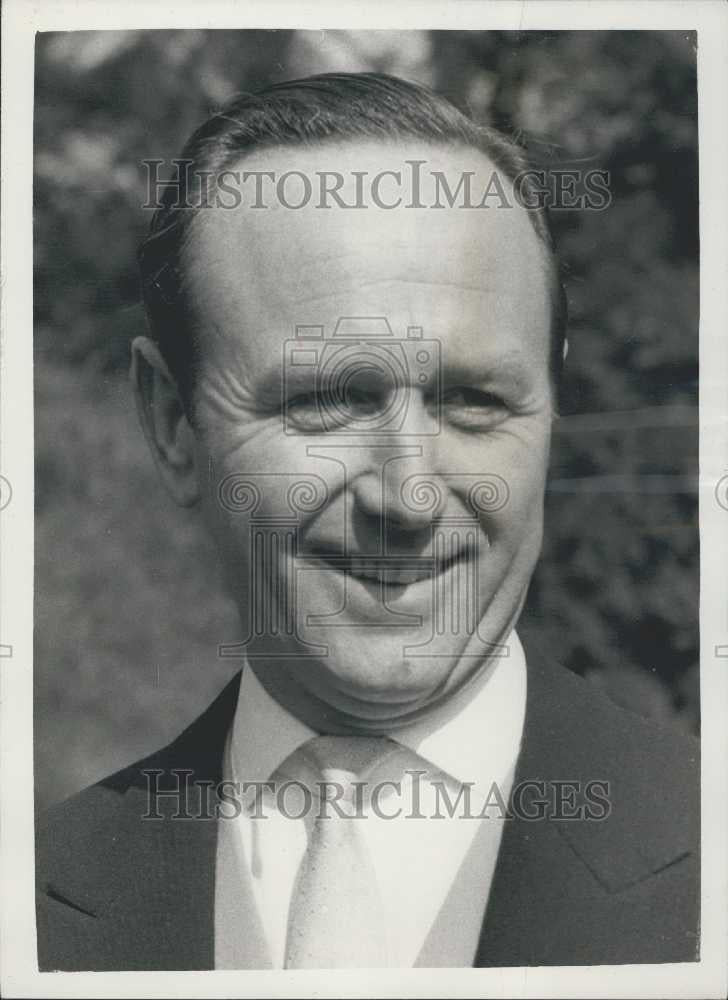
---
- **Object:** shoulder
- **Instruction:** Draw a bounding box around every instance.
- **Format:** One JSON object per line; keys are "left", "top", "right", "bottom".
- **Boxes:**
{"left": 36, "top": 738, "right": 176, "bottom": 912}
{"left": 524, "top": 651, "right": 699, "bottom": 891}
{"left": 526, "top": 649, "right": 699, "bottom": 785}
{"left": 37, "top": 670, "right": 241, "bottom": 912}
{"left": 480, "top": 651, "right": 700, "bottom": 965}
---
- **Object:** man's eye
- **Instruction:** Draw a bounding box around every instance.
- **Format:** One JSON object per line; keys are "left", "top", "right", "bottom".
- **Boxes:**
{"left": 287, "top": 391, "right": 321, "bottom": 411}
{"left": 285, "top": 392, "right": 327, "bottom": 431}
{"left": 442, "top": 388, "right": 509, "bottom": 427}
{"left": 286, "top": 386, "right": 382, "bottom": 432}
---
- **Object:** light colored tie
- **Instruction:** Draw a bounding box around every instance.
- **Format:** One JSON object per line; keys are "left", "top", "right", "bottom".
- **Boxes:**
{"left": 274, "top": 735, "right": 404, "bottom": 969}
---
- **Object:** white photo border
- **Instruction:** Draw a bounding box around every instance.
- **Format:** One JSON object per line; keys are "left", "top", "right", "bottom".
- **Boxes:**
{"left": 2, "top": 2, "right": 726, "bottom": 997}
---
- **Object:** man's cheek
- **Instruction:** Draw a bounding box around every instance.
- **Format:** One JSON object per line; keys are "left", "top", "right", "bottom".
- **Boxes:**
{"left": 484, "top": 479, "right": 544, "bottom": 557}
{"left": 215, "top": 523, "right": 251, "bottom": 589}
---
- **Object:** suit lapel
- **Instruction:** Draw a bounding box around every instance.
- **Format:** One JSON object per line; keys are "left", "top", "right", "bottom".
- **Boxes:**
{"left": 475, "top": 650, "right": 599, "bottom": 967}
{"left": 475, "top": 650, "right": 699, "bottom": 967}
{"left": 40, "top": 672, "right": 243, "bottom": 970}
{"left": 119, "top": 670, "right": 244, "bottom": 969}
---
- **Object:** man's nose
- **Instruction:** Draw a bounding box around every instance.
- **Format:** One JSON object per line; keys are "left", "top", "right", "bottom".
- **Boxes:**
{"left": 350, "top": 406, "right": 444, "bottom": 535}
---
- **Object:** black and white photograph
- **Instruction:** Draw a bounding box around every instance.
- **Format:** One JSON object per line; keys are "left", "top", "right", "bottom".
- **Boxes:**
{"left": 1, "top": 3, "right": 727, "bottom": 998}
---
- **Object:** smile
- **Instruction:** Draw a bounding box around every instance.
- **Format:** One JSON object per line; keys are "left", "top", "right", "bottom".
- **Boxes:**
{"left": 305, "top": 552, "right": 465, "bottom": 588}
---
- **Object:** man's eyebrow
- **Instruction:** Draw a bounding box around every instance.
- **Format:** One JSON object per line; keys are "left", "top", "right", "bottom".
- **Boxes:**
{"left": 442, "top": 353, "right": 534, "bottom": 387}
{"left": 257, "top": 363, "right": 314, "bottom": 398}
{"left": 255, "top": 351, "right": 536, "bottom": 397}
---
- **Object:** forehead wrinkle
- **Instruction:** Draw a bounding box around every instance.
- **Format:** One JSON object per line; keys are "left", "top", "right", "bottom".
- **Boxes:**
{"left": 188, "top": 179, "right": 543, "bottom": 270}
{"left": 249, "top": 276, "right": 506, "bottom": 311}
{"left": 185, "top": 204, "right": 549, "bottom": 315}
{"left": 333, "top": 275, "right": 502, "bottom": 296}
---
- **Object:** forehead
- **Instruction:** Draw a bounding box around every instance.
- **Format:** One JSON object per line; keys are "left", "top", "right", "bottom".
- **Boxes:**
{"left": 183, "top": 140, "right": 552, "bottom": 378}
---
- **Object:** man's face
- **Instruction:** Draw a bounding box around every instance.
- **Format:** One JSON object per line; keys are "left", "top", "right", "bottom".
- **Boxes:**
{"left": 185, "top": 141, "right": 553, "bottom": 731}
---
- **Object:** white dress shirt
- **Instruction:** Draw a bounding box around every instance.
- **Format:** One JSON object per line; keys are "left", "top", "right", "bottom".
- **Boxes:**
{"left": 214, "top": 633, "right": 527, "bottom": 968}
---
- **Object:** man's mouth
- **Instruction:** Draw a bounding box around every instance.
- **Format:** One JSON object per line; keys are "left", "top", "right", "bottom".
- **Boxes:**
{"left": 304, "top": 551, "right": 465, "bottom": 587}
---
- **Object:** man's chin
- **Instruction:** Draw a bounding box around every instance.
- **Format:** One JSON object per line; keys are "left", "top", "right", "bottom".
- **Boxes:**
{"left": 302, "top": 642, "right": 464, "bottom": 721}
{"left": 241, "top": 594, "right": 516, "bottom": 726}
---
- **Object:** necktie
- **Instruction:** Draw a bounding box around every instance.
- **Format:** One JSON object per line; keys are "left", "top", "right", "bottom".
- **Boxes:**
{"left": 274, "top": 735, "right": 403, "bottom": 969}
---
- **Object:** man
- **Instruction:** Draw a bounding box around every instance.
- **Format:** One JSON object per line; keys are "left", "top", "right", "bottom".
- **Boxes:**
{"left": 36, "top": 73, "right": 699, "bottom": 970}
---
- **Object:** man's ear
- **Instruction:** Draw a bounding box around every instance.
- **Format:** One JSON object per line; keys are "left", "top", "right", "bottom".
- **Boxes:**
{"left": 130, "top": 336, "right": 201, "bottom": 507}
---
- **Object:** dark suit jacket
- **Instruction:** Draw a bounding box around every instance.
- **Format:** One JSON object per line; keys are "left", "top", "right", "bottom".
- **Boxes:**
{"left": 36, "top": 652, "right": 700, "bottom": 970}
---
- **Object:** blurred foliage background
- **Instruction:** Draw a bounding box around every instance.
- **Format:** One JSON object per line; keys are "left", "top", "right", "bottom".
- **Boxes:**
{"left": 34, "top": 30, "right": 699, "bottom": 811}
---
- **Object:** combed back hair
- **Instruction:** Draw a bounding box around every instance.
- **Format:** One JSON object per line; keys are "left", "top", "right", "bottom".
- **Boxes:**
{"left": 139, "top": 71, "right": 567, "bottom": 409}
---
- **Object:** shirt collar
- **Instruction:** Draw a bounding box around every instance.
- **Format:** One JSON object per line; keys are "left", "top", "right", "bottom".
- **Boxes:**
{"left": 230, "top": 632, "right": 526, "bottom": 792}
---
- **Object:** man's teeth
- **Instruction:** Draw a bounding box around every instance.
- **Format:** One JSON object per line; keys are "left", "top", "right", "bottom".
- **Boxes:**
{"left": 350, "top": 567, "right": 426, "bottom": 584}
{"left": 341, "top": 559, "right": 448, "bottom": 584}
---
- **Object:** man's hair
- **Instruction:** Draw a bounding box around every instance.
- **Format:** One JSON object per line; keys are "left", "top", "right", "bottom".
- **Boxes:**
{"left": 139, "top": 71, "right": 567, "bottom": 409}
